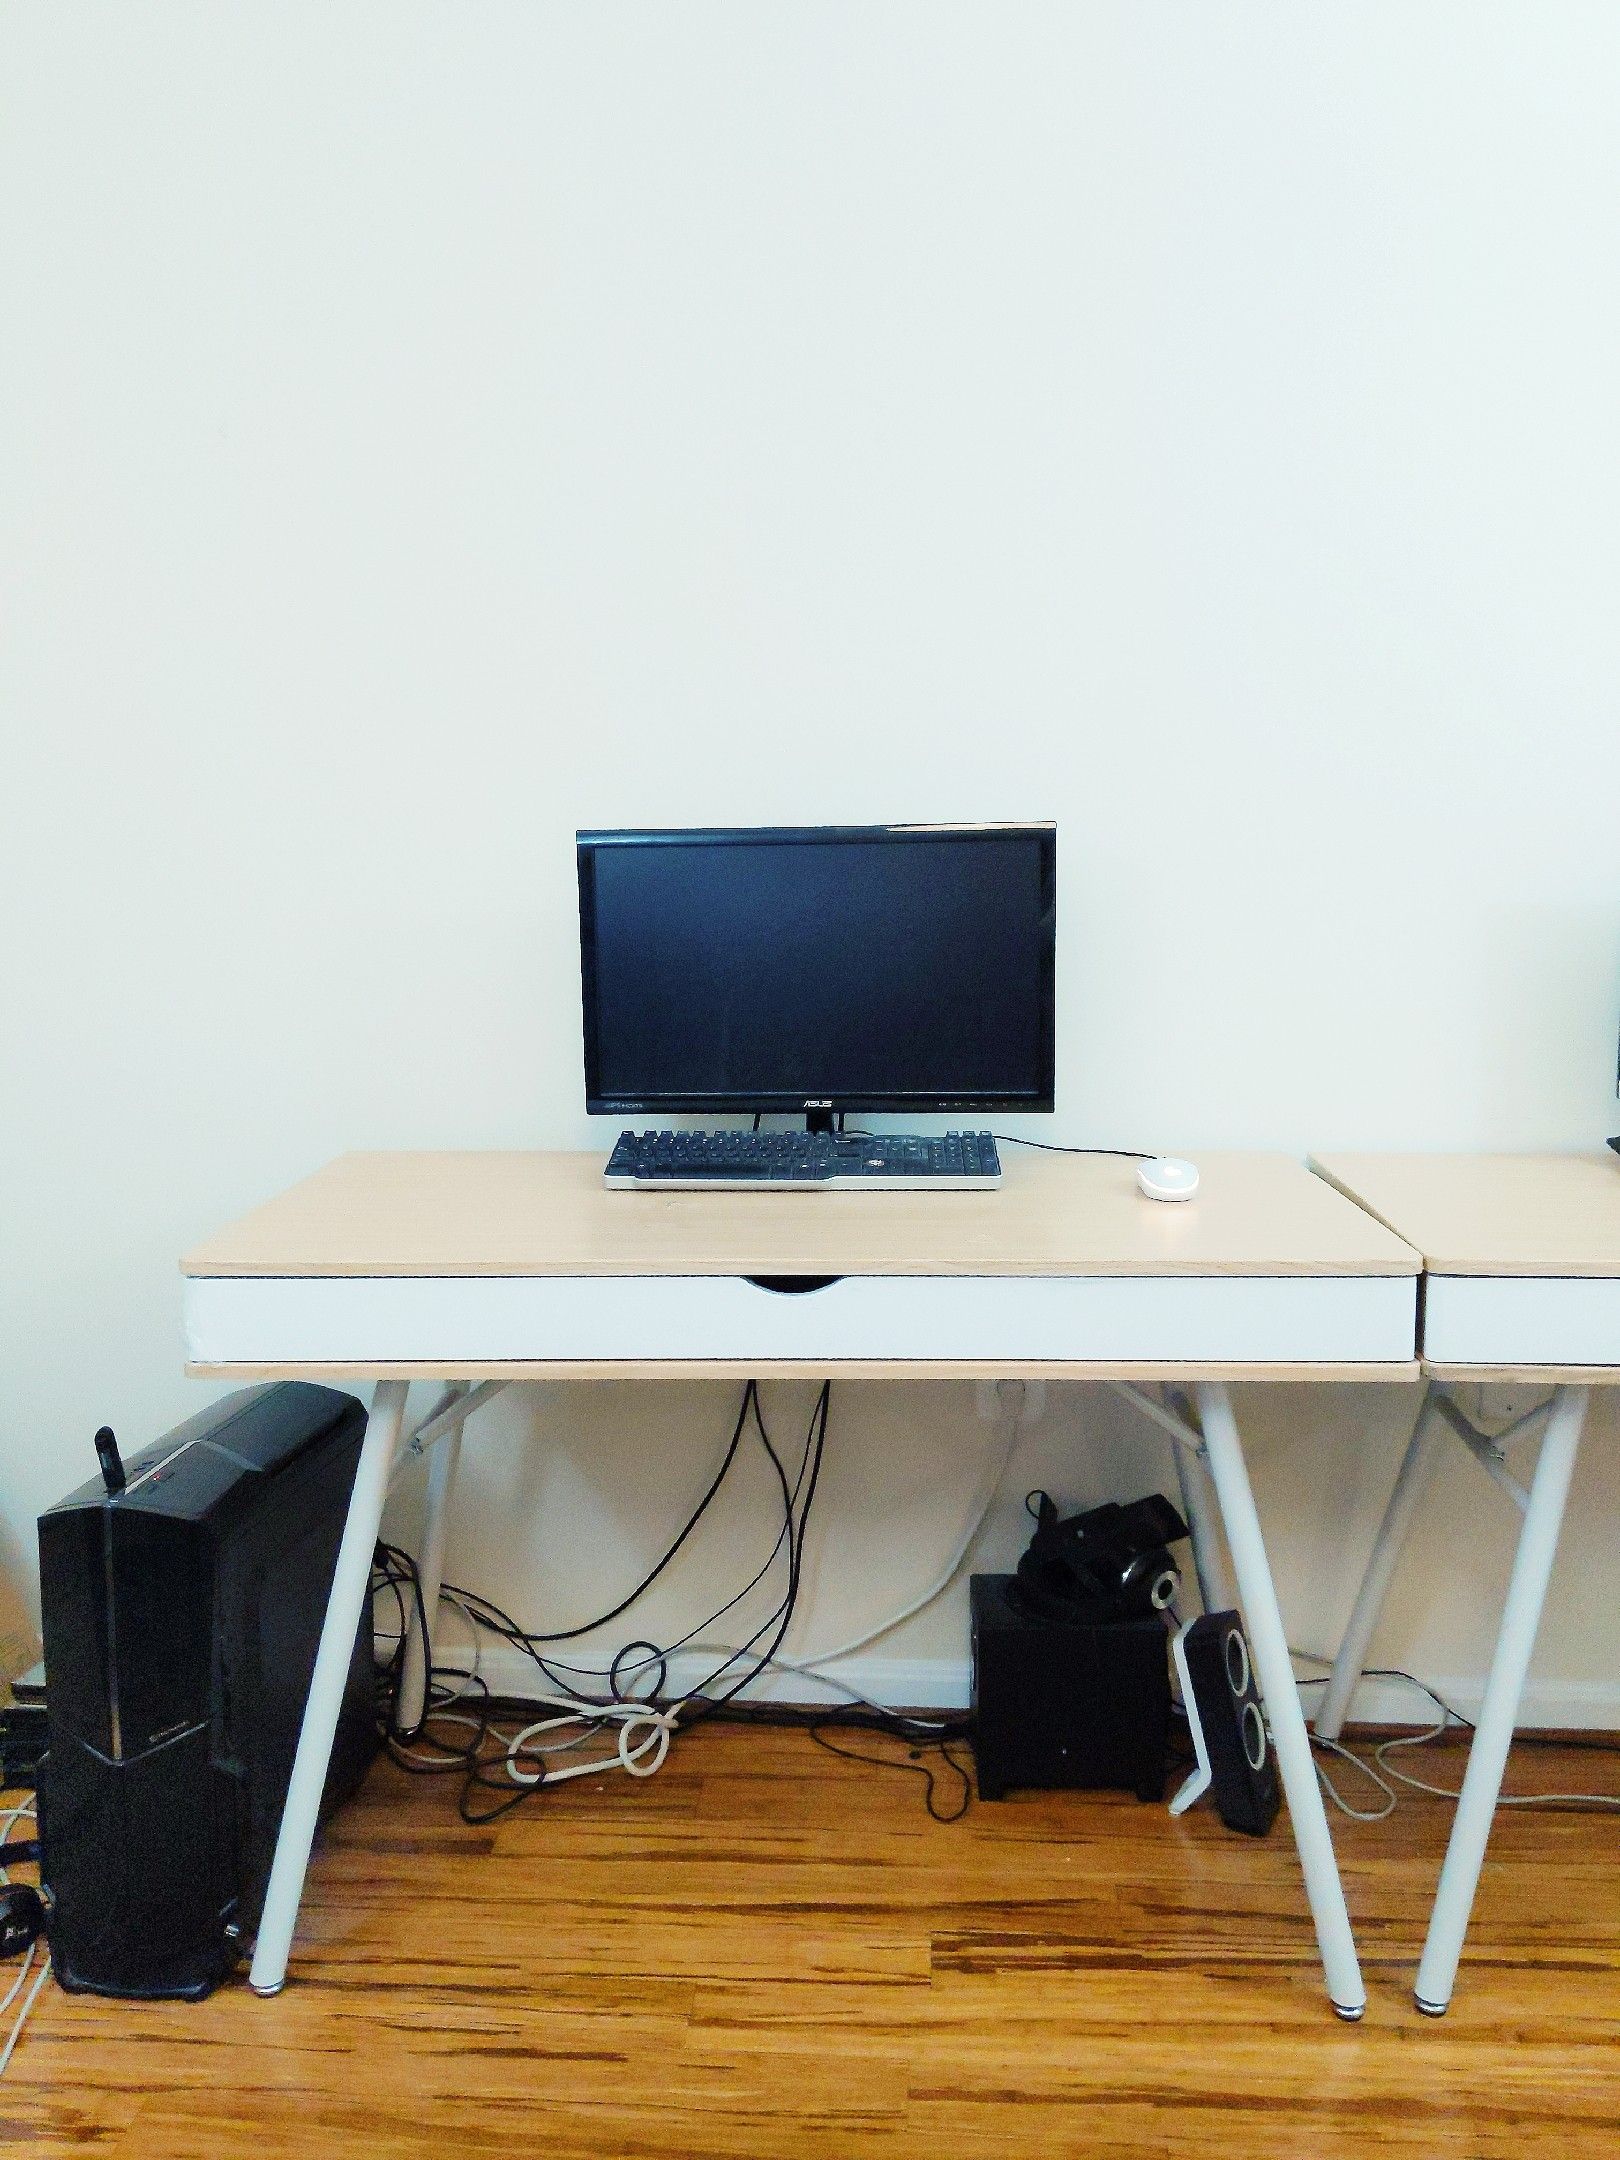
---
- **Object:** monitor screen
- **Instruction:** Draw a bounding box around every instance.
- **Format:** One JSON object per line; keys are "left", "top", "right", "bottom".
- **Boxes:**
{"left": 577, "top": 824, "right": 1055, "bottom": 1115}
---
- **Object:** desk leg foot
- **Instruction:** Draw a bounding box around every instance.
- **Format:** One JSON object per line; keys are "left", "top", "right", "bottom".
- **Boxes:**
{"left": 1316, "top": 1382, "right": 1444, "bottom": 1743}
{"left": 247, "top": 1379, "right": 410, "bottom": 1999}
{"left": 248, "top": 1978, "right": 287, "bottom": 1999}
{"left": 1413, "top": 1994, "right": 1448, "bottom": 2018}
{"left": 1332, "top": 1999, "right": 1366, "bottom": 2023}
{"left": 1413, "top": 1383, "right": 1589, "bottom": 2016}
{"left": 1194, "top": 1382, "right": 1366, "bottom": 2021}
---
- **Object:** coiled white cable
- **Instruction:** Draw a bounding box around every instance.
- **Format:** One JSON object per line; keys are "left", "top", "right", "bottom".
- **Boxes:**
{"left": 0, "top": 1949, "right": 49, "bottom": 2077}
{"left": 390, "top": 1700, "right": 678, "bottom": 1787}
{"left": 503, "top": 1697, "right": 679, "bottom": 1786}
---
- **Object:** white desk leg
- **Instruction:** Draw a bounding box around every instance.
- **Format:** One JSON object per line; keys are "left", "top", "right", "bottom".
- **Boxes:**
{"left": 1169, "top": 1402, "right": 1236, "bottom": 1615}
{"left": 1194, "top": 1382, "right": 1366, "bottom": 2020}
{"left": 397, "top": 1385, "right": 469, "bottom": 1734}
{"left": 249, "top": 1378, "right": 410, "bottom": 1996}
{"left": 1316, "top": 1383, "right": 1444, "bottom": 1743}
{"left": 1414, "top": 1383, "right": 1589, "bottom": 2017}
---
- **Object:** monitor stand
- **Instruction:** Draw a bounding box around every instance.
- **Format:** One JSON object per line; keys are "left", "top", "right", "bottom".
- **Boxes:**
{"left": 805, "top": 1109, "right": 837, "bottom": 1136}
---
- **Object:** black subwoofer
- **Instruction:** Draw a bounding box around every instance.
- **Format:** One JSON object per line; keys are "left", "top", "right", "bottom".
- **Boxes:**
{"left": 969, "top": 1573, "right": 1171, "bottom": 1803}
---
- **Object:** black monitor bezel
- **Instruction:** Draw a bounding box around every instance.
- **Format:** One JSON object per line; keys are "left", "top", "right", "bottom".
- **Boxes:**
{"left": 576, "top": 821, "right": 1056, "bottom": 1118}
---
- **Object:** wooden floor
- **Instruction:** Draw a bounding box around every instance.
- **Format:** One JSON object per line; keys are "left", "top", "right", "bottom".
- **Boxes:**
{"left": 5, "top": 1725, "right": 1619, "bottom": 2157}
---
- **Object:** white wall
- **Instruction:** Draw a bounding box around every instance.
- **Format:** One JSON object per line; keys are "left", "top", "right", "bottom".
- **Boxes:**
{"left": 3, "top": 4, "right": 1619, "bottom": 1719}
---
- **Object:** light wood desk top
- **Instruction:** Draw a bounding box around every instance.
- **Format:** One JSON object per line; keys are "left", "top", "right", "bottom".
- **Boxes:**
{"left": 1310, "top": 1152, "right": 1620, "bottom": 1279}
{"left": 183, "top": 1149, "right": 1420, "bottom": 1282}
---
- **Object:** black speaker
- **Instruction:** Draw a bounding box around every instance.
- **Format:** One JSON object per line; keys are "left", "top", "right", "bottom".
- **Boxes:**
{"left": 37, "top": 1383, "right": 379, "bottom": 1998}
{"left": 1177, "top": 1611, "right": 1280, "bottom": 1836}
{"left": 970, "top": 1574, "right": 1171, "bottom": 1803}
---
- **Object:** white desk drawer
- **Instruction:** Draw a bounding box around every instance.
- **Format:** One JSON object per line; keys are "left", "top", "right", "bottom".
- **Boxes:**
{"left": 184, "top": 1271, "right": 1416, "bottom": 1368}
{"left": 1424, "top": 1274, "right": 1620, "bottom": 1370}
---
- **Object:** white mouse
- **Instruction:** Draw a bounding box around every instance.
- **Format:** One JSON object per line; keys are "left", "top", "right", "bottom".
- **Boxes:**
{"left": 1136, "top": 1156, "right": 1200, "bottom": 1202}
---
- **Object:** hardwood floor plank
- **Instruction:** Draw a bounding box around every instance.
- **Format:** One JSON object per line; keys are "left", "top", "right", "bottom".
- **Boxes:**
{"left": 4, "top": 1725, "right": 1617, "bottom": 2158}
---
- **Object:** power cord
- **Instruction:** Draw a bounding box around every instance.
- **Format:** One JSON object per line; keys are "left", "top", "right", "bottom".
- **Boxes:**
{"left": 432, "top": 1378, "right": 1016, "bottom": 1724}
{"left": 990, "top": 1134, "right": 1153, "bottom": 1160}
{"left": 846, "top": 1122, "right": 1154, "bottom": 1161}
{"left": 0, "top": 1795, "right": 47, "bottom": 2078}
{"left": 1288, "top": 1652, "right": 1620, "bottom": 1819}
{"left": 374, "top": 1379, "right": 979, "bottom": 1822}
{"left": 375, "top": 1381, "right": 831, "bottom": 1817}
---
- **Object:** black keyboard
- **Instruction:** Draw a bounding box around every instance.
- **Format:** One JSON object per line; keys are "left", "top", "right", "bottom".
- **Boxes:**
{"left": 604, "top": 1129, "right": 1002, "bottom": 1190}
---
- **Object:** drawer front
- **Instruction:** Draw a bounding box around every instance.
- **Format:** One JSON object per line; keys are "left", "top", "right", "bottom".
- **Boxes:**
{"left": 184, "top": 1271, "right": 1416, "bottom": 1368}
{"left": 1424, "top": 1274, "right": 1620, "bottom": 1370}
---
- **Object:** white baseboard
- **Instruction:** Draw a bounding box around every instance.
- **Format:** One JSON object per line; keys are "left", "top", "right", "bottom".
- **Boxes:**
{"left": 425, "top": 1639, "right": 972, "bottom": 1713}
{"left": 1319, "top": 1671, "right": 1620, "bottom": 1732}
{"left": 414, "top": 1638, "right": 1620, "bottom": 1732}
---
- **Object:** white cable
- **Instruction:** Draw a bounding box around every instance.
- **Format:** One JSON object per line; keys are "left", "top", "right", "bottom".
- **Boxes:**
{"left": 1375, "top": 1728, "right": 1620, "bottom": 1810}
{"left": 0, "top": 1938, "right": 38, "bottom": 2022}
{"left": 0, "top": 1951, "right": 50, "bottom": 2077}
{"left": 0, "top": 1799, "right": 36, "bottom": 1888}
{"left": 394, "top": 1697, "right": 677, "bottom": 1786}
{"left": 1289, "top": 1649, "right": 1620, "bottom": 1818}
{"left": 504, "top": 1697, "right": 678, "bottom": 1785}
{"left": 1311, "top": 1735, "right": 1398, "bottom": 1822}
{"left": 0, "top": 1800, "right": 45, "bottom": 2075}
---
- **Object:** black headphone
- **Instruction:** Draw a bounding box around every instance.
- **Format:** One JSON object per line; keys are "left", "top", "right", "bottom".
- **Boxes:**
{"left": 1013, "top": 1490, "right": 1189, "bottom": 1623}
{"left": 0, "top": 1885, "right": 43, "bottom": 1960}
{"left": 0, "top": 1837, "right": 44, "bottom": 1959}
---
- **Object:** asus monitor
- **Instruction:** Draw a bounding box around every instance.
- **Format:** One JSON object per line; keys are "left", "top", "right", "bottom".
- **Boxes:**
{"left": 577, "top": 822, "right": 1055, "bottom": 1123}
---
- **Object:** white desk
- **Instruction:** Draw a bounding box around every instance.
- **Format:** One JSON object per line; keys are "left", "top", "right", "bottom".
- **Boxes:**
{"left": 1311, "top": 1152, "right": 1620, "bottom": 2015}
{"left": 182, "top": 1148, "right": 1421, "bottom": 2016}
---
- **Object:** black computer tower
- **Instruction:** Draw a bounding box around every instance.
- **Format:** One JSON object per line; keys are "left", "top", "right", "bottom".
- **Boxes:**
{"left": 970, "top": 1574, "right": 1171, "bottom": 1803}
{"left": 37, "top": 1383, "right": 378, "bottom": 1998}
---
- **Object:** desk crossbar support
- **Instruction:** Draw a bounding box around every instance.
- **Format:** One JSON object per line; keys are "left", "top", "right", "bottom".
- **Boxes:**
{"left": 1316, "top": 1384, "right": 1551, "bottom": 1741}
{"left": 1315, "top": 1387, "right": 1448, "bottom": 1742}
{"left": 405, "top": 1379, "right": 509, "bottom": 1459}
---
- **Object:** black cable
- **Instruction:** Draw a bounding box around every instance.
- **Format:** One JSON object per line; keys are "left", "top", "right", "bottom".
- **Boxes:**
{"left": 807, "top": 1725, "right": 972, "bottom": 1823}
{"left": 463, "top": 1383, "right": 759, "bottom": 1647}
{"left": 1294, "top": 1665, "right": 1478, "bottom": 1733}
{"left": 378, "top": 1379, "right": 980, "bottom": 1823}
{"left": 675, "top": 1381, "right": 830, "bottom": 1722}
{"left": 1298, "top": 1667, "right": 1620, "bottom": 1760}
{"left": 376, "top": 1380, "right": 824, "bottom": 1823}
{"left": 990, "top": 1134, "right": 1152, "bottom": 1160}
{"left": 432, "top": 1379, "right": 798, "bottom": 1691}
